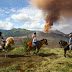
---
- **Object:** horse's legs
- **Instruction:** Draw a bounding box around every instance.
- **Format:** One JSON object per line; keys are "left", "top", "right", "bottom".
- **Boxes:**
{"left": 64, "top": 48, "right": 66, "bottom": 57}
{"left": 36, "top": 48, "right": 39, "bottom": 55}
{"left": 5, "top": 49, "right": 8, "bottom": 58}
{"left": 26, "top": 46, "right": 30, "bottom": 55}
{"left": 69, "top": 45, "right": 72, "bottom": 53}
{"left": 37, "top": 50, "right": 39, "bottom": 55}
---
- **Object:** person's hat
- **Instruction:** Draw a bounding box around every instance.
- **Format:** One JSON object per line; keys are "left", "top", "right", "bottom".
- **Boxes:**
{"left": 69, "top": 34, "right": 72, "bottom": 37}
{"left": 33, "top": 32, "right": 36, "bottom": 34}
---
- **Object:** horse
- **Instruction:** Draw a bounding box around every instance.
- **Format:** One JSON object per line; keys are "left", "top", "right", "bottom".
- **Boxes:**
{"left": 59, "top": 40, "right": 68, "bottom": 48}
{"left": 25, "top": 39, "right": 48, "bottom": 55}
{"left": 1, "top": 37, "right": 14, "bottom": 58}
{"left": 59, "top": 40, "right": 70, "bottom": 57}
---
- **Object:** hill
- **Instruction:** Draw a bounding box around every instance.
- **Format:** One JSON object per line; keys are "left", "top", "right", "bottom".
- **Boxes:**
{"left": 0, "top": 28, "right": 68, "bottom": 48}
{"left": 0, "top": 28, "right": 33, "bottom": 37}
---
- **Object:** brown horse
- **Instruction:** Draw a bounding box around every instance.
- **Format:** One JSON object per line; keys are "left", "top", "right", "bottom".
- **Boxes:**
{"left": 25, "top": 39, "right": 48, "bottom": 55}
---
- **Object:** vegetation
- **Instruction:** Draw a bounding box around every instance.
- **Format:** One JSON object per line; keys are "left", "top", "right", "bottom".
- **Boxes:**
{"left": 0, "top": 47, "right": 72, "bottom": 72}
{"left": 1, "top": 28, "right": 33, "bottom": 37}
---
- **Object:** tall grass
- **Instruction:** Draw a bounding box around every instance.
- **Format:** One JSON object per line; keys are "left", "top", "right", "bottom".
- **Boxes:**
{"left": 22, "top": 38, "right": 32, "bottom": 51}
{"left": 22, "top": 38, "right": 35, "bottom": 51}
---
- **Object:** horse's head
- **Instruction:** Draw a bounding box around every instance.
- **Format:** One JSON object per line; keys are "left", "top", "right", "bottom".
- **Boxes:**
{"left": 41, "top": 39, "right": 48, "bottom": 45}
{"left": 6, "top": 37, "right": 14, "bottom": 45}
{"left": 44, "top": 39, "right": 48, "bottom": 45}
{"left": 10, "top": 37, "right": 14, "bottom": 45}
{"left": 59, "top": 40, "right": 68, "bottom": 48}
{"left": 59, "top": 40, "right": 62, "bottom": 45}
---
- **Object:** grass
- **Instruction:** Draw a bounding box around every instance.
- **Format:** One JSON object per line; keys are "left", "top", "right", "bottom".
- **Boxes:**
{"left": 0, "top": 47, "right": 72, "bottom": 72}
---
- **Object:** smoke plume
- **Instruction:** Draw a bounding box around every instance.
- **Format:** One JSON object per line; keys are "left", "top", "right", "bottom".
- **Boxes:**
{"left": 31, "top": 0, "right": 72, "bottom": 33}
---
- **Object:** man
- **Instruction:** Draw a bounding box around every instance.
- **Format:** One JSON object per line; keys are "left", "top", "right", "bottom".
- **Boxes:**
{"left": 32, "top": 32, "right": 38, "bottom": 51}
{"left": 0, "top": 32, "right": 5, "bottom": 51}
{"left": 69, "top": 34, "right": 72, "bottom": 53}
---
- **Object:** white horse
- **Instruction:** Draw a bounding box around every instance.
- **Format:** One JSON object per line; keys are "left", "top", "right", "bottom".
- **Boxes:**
{"left": 1, "top": 37, "right": 14, "bottom": 58}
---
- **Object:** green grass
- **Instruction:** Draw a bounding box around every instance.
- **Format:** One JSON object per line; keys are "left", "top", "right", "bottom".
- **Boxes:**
{"left": 5, "top": 64, "right": 18, "bottom": 72}
{"left": 1, "top": 47, "right": 72, "bottom": 72}
{"left": 12, "top": 47, "right": 25, "bottom": 54}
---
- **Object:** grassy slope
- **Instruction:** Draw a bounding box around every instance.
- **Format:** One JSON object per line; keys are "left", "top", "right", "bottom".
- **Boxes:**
{"left": 0, "top": 47, "right": 72, "bottom": 72}
{"left": 1, "top": 28, "right": 33, "bottom": 37}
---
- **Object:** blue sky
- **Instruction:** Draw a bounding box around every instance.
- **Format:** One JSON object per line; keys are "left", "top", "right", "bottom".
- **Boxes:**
{"left": 0, "top": 0, "right": 28, "bottom": 8}
{"left": 0, "top": 0, "right": 72, "bottom": 34}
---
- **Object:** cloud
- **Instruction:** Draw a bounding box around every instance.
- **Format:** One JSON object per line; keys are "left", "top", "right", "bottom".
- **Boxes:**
{"left": 51, "top": 17, "right": 72, "bottom": 33}
{"left": 11, "top": 6, "right": 45, "bottom": 30}
{"left": 11, "top": 7, "right": 44, "bottom": 22}
{"left": 0, "top": 20, "right": 14, "bottom": 30}
{"left": 0, "top": 6, "right": 71, "bottom": 34}
{"left": 11, "top": 13, "right": 34, "bottom": 22}
{"left": 20, "top": 22, "right": 44, "bottom": 30}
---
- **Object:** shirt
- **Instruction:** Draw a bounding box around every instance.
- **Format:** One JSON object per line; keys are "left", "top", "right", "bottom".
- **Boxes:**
{"left": 69, "top": 38, "right": 72, "bottom": 44}
{"left": 32, "top": 34, "right": 37, "bottom": 42}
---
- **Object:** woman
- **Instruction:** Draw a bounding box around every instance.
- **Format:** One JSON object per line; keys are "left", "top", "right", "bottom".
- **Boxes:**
{"left": 32, "top": 32, "right": 38, "bottom": 51}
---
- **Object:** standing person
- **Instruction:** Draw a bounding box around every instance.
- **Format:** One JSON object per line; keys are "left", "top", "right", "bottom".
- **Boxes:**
{"left": 69, "top": 34, "right": 72, "bottom": 53}
{"left": 32, "top": 32, "right": 38, "bottom": 51}
{"left": 0, "top": 32, "right": 5, "bottom": 51}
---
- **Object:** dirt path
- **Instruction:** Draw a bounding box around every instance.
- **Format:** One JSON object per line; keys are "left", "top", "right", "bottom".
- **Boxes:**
{"left": 0, "top": 51, "right": 57, "bottom": 68}
{"left": 0, "top": 52, "right": 45, "bottom": 68}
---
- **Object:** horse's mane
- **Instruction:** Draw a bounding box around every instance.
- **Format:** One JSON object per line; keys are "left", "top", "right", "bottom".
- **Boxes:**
{"left": 40, "top": 39, "right": 44, "bottom": 41}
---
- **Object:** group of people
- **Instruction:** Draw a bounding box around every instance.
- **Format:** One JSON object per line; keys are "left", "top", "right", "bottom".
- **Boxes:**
{"left": 0, "top": 31, "right": 72, "bottom": 52}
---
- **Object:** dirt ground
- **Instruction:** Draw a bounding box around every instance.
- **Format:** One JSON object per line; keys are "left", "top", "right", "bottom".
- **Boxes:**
{"left": 0, "top": 50, "right": 58, "bottom": 72}
{"left": 0, "top": 47, "right": 72, "bottom": 72}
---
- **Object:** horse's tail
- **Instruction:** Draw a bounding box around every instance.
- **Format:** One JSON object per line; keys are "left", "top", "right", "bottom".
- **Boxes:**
{"left": 24, "top": 42, "right": 27, "bottom": 44}
{"left": 23, "top": 42, "right": 28, "bottom": 52}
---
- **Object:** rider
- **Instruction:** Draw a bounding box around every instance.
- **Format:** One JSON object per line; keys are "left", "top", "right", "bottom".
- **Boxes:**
{"left": 69, "top": 33, "right": 72, "bottom": 53}
{"left": 32, "top": 32, "right": 38, "bottom": 51}
{"left": 0, "top": 32, "right": 5, "bottom": 51}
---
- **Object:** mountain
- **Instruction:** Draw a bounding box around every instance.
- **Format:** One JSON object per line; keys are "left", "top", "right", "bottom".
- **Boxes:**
{"left": 0, "top": 28, "right": 68, "bottom": 48}
{"left": 0, "top": 28, "right": 33, "bottom": 37}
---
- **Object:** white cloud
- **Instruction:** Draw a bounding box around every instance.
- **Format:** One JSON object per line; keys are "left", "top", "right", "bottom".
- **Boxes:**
{"left": 11, "top": 6, "right": 45, "bottom": 30}
{"left": 20, "top": 22, "right": 44, "bottom": 30}
{"left": 0, "top": 20, "right": 14, "bottom": 30}
{"left": 11, "top": 7, "right": 44, "bottom": 22}
{"left": 11, "top": 8, "right": 16, "bottom": 12}
{"left": 11, "top": 13, "right": 34, "bottom": 22}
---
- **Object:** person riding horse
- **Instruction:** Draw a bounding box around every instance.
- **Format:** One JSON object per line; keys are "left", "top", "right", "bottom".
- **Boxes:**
{"left": 32, "top": 32, "right": 38, "bottom": 51}
{"left": 69, "top": 34, "right": 72, "bottom": 53}
{"left": 0, "top": 32, "right": 5, "bottom": 51}
{"left": 64, "top": 33, "right": 72, "bottom": 53}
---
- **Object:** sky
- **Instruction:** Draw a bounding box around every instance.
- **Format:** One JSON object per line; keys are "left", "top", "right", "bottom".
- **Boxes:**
{"left": 0, "top": 0, "right": 72, "bottom": 34}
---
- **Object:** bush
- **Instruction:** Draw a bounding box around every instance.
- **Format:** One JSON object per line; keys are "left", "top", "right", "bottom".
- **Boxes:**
{"left": 22, "top": 38, "right": 31, "bottom": 52}
{"left": 22, "top": 38, "right": 35, "bottom": 51}
{"left": 8, "top": 45, "right": 15, "bottom": 51}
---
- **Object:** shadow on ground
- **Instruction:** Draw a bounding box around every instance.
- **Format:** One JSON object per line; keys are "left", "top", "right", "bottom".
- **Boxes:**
{"left": 39, "top": 53, "right": 57, "bottom": 57}
{"left": 0, "top": 54, "right": 30, "bottom": 58}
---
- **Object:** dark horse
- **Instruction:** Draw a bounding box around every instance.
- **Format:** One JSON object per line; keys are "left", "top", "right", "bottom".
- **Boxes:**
{"left": 25, "top": 39, "right": 48, "bottom": 55}
{"left": 59, "top": 40, "right": 70, "bottom": 57}
{"left": 59, "top": 40, "right": 68, "bottom": 48}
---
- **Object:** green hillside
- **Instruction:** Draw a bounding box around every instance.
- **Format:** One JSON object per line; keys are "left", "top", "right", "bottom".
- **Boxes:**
{"left": 0, "top": 28, "right": 33, "bottom": 37}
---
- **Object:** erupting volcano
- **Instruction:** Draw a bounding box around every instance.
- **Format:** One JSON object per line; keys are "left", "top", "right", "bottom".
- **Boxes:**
{"left": 31, "top": 0, "right": 72, "bottom": 33}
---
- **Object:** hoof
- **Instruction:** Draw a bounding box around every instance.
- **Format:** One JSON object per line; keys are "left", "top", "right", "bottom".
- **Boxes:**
{"left": 64, "top": 55, "right": 66, "bottom": 57}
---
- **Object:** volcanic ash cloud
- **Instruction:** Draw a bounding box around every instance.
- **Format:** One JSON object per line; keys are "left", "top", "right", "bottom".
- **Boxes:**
{"left": 31, "top": 0, "right": 72, "bottom": 33}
